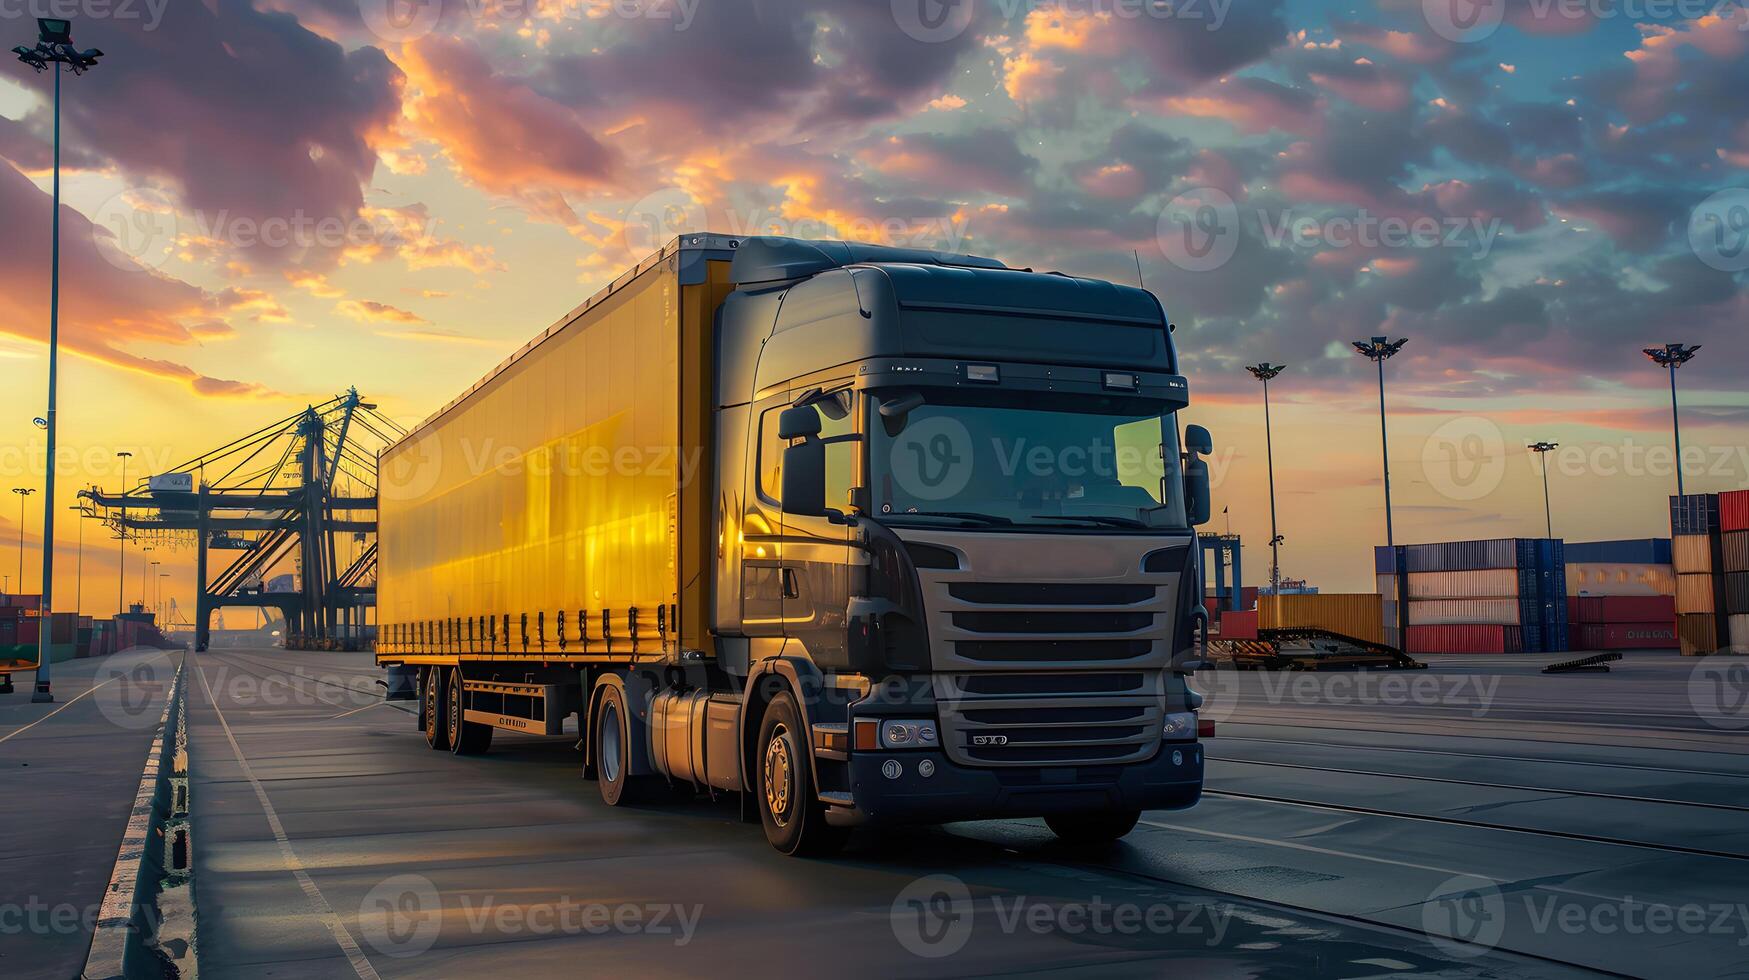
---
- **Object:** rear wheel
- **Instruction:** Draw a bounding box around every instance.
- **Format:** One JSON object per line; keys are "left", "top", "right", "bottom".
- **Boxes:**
{"left": 756, "top": 692, "right": 847, "bottom": 856}
{"left": 1046, "top": 809, "right": 1140, "bottom": 846}
{"left": 447, "top": 667, "right": 493, "bottom": 755}
{"left": 423, "top": 667, "right": 450, "bottom": 751}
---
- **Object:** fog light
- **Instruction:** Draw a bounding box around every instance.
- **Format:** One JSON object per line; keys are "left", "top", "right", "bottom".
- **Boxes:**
{"left": 882, "top": 759, "right": 903, "bottom": 779}
{"left": 917, "top": 759, "right": 936, "bottom": 778}
{"left": 1172, "top": 750, "right": 1183, "bottom": 766}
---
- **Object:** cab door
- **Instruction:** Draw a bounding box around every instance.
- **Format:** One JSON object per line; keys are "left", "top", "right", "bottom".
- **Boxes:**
{"left": 740, "top": 391, "right": 790, "bottom": 635}
{"left": 778, "top": 388, "right": 859, "bottom": 670}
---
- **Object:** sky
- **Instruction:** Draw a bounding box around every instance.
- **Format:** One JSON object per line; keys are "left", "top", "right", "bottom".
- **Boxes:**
{"left": 1, "top": 0, "right": 1747, "bottom": 617}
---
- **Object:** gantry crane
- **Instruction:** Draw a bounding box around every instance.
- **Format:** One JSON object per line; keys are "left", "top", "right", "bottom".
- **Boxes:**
{"left": 78, "top": 388, "right": 402, "bottom": 651}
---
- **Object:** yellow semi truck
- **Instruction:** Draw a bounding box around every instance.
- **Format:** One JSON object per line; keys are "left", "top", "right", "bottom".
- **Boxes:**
{"left": 376, "top": 234, "right": 1215, "bottom": 854}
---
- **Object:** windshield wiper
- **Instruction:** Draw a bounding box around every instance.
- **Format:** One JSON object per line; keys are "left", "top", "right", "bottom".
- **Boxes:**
{"left": 881, "top": 510, "right": 1015, "bottom": 527}
{"left": 1024, "top": 514, "right": 1149, "bottom": 529}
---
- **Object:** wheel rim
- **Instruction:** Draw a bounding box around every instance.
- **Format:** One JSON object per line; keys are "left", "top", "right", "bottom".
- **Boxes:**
{"left": 424, "top": 673, "right": 439, "bottom": 735}
{"left": 600, "top": 701, "right": 622, "bottom": 784}
{"left": 763, "top": 723, "right": 796, "bottom": 827}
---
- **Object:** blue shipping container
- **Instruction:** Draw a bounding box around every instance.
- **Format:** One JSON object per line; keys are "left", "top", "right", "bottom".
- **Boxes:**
{"left": 1671, "top": 494, "right": 1721, "bottom": 535}
{"left": 1564, "top": 538, "right": 1673, "bottom": 565}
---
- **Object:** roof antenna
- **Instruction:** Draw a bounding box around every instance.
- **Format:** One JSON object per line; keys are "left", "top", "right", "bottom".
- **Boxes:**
{"left": 1133, "top": 249, "right": 1146, "bottom": 290}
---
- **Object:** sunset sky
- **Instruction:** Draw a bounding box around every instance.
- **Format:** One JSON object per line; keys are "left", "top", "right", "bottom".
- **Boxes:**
{"left": 2, "top": 0, "right": 1747, "bottom": 617}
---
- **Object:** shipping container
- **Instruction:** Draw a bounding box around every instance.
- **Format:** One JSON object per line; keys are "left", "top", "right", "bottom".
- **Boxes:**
{"left": 1399, "top": 539, "right": 1523, "bottom": 573}
{"left": 1219, "top": 609, "right": 1258, "bottom": 640}
{"left": 1673, "top": 534, "right": 1717, "bottom": 574}
{"left": 1676, "top": 573, "right": 1722, "bottom": 615}
{"left": 1568, "top": 594, "right": 1675, "bottom": 624}
{"left": 1563, "top": 539, "right": 1673, "bottom": 565}
{"left": 1570, "top": 622, "right": 1679, "bottom": 650}
{"left": 1730, "top": 614, "right": 1749, "bottom": 654}
{"left": 1406, "top": 624, "right": 1522, "bottom": 654}
{"left": 1671, "top": 493, "right": 1721, "bottom": 535}
{"left": 1407, "top": 598, "right": 1521, "bottom": 626}
{"left": 1565, "top": 562, "right": 1676, "bottom": 597}
{"left": 1256, "top": 593, "right": 1384, "bottom": 643}
{"left": 1678, "top": 613, "right": 1723, "bottom": 656}
{"left": 1403, "top": 569, "right": 1521, "bottom": 599}
{"left": 1723, "top": 531, "right": 1749, "bottom": 574}
{"left": 1726, "top": 572, "right": 1749, "bottom": 616}
{"left": 1721, "top": 489, "right": 1749, "bottom": 533}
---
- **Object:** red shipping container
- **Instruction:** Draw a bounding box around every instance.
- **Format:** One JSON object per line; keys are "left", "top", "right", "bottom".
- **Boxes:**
{"left": 1567, "top": 595, "right": 1676, "bottom": 625}
{"left": 1722, "top": 489, "right": 1749, "bottom": 533}
{"left": 1407, "top": 624, "right": 1523, "bottom": 654}
{"left": 1220, "top": 609, "right": 1258, "bottom": 639}
{"left": 1570, "top": 622, "right": 1679, "bottom": 649}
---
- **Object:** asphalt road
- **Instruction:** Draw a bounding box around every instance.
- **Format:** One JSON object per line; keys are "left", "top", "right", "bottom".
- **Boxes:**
{"left": 0, "top": 649, "right": 183, "bottom": 980}
{"left": 166, "top": 647, "right": 1749, "bottom": 979}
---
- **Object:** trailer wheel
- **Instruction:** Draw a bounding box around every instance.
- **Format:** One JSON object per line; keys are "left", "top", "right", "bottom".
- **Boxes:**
{"left": 447, "top": 668, "right": 493, "bottom": 756}
{"left": 756, "top": 692, "right": 847, "bottom": 857}
{"left": 423, "top": 667, "right": 450, "bottom": 751}
{"left": 1045, "top": 809, "right": 1140, "bottom": 846}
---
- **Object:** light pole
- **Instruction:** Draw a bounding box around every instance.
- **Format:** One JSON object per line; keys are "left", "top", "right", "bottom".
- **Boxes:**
{"left": 68, "top": 503, "right": 83, "bottom": 614}
{"left": 12, "top": 488, "right": 36, "bottom": 593}
{"left": 116, "top": 451, "right": 131, "bottom": 618}
{"left": 1528, "top": 442, "right": 1558, "bottom": 539}
{"left": 140, "top": 551, "right": 155, "bottom": 612}
{"left": 1643, "top": 343, "right": 1700, "bottom": 498}
{"left": 14, "top": 19, "right": 104, "bottom": 702}
{"left": 157, "top": 571, "right": 168, "bottom": 621}
{"left": 1352, "top": 337, "right": 1409, "bottom": 547}
{"left": 1245, "top": 363, "right": 1287, "bottom": 599}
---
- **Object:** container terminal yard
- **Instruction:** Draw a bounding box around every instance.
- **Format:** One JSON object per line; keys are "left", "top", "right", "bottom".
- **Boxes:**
{"left": 3, "top": 5, "right": 1749, "bottom": 977}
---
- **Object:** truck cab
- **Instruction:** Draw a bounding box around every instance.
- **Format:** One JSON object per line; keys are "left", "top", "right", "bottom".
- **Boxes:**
{"left": 709, "top": 237, "right": 1214, "bottom": 852}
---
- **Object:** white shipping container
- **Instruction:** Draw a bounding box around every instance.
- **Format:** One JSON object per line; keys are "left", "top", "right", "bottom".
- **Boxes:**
{"left": 1407, "top": 598, "right": 1521, "bottom": 626}
{"left": 1730, "top": 614, "right": 1749, "bottom": 654}
{"left": 1676, "top": 573, "right": 1719, "bottom": 615}
{"left": 1565, "top": 562, "right": 1676, "bottom": 597}
{"left": 1673, "top": 534, "right": 1714, "bottom": 574}
{"left": 1404, "top": 569, "right": 1521, "bottom": 600}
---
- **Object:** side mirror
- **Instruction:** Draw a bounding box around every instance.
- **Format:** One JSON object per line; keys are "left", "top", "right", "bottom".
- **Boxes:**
{"left": 878, "top": 390, "right": 926, "bottom": 418}
{"left": 777, "top": 405, "right": 821, "bottom": 441}
{"left": 1184, "top": 423, "right": 1213, "bottom": 456}
{"left": 782, "top": 440, "right": 828, "bottom": 518}
{"left": 1184, "top": 456, "right": 1211, "bottom": 527}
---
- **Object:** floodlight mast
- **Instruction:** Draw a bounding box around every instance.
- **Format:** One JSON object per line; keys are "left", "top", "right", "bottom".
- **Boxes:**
{"left": 1642, "top": 343, "right": 1699, "bottom": 498}
{"left": 1528, "top": 441, "right": 1559, "bottom": 539}
{"left": 1351, "top": 337, "right": 1408, "bottom": 548}
{"left": 1245, "top": 363, "right": 1287, "bottom": 601}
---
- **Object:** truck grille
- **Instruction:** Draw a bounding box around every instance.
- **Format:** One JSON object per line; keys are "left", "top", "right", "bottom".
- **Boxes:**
{"left": 934, "top": 671, "right": 1165, "bottom": 768}
{"left": 929, "top": 579, "right": 1171, "bottom": 670}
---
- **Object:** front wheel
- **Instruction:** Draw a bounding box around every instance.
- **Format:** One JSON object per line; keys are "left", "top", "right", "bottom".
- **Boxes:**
{"left": 1046, "top": 809, "right": 1141, "bottom": 846}
{"left": 755, "top": 692, "right": 847, "bottom": 856}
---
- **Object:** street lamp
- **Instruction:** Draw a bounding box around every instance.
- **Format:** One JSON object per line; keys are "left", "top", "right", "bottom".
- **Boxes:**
{"left": 14, "top": 17, "right": 105, "bottom": 703}
{"left": 1352, "top": 337, "right": 1409, "bottom": 547}
{"left": 68, "top": 503, "right": 84, "bottom": 615}
{"left": 1245, "top": 363, "right": 1287, "bottom": 599}
{"left": 1643, "top": 343, "right": 1700, "bottom": 498}
{"left": 12, "top": 488, "right": 36, "bottom": 593}
{"left": 141, "top": 552, "right": 155, "bottom": 612}
{"left": 158, "top": 571, "right": 169, "bottom": 621}
{"left": 1528, "top": 442, "right": 1559, "bottom": 539}
{"left": 116, "top": 451, "right": 131, "bottom": 618}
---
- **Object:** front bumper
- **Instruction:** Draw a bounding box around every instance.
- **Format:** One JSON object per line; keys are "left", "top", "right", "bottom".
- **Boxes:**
{"left": 830, "top": 739, "right": 1203, "bottom": 826}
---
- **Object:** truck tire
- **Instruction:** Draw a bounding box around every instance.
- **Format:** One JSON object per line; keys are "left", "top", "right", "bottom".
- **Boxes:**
{"left": 595, "top": 684, "right": 643, "bottom": 806}
{"left": 446, "top": 667, "right": 494, "bottom": 756}
{"left": 756, "top": 692, "right": 847, "bottom": 857}
{"left": 423, "top": 667, "right": 451, "bottom": 751}
{"left": 1045, "top": 809, "right": 1141, "bottom": 846}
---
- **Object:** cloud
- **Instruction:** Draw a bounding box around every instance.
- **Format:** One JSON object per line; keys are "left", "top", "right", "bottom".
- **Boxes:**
{"left": 337, "top": 299, "right": 426, "bottom": 324}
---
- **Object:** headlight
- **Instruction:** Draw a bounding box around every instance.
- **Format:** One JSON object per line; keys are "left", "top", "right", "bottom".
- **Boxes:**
{"left": 880, "top": 719, "right": 940, "bottom": 749}
{"left": 1162, "top": 711, "right": 1197, "bottom": 741}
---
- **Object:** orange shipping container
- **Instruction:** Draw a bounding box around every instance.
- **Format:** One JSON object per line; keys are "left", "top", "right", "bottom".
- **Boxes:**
{"left": 1258, "top": 593, "right": 1385, "bottom": 645}
{"left": 1676, "top": 573, "right": 1720, "bottom": 615}
{"left": 1673, "top": 534, "right": 1715, "bottom": 574}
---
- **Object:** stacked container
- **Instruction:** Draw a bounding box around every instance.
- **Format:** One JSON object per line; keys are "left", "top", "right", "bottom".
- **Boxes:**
{"left": 1375, "top": 539, "right": 1567, "bottom": 654}
{"left": 1565, "top": 538, "right": 1676, "bottom": 597}
{"left": 1672, "top": 493, "right": 1729, "bottom": 655}
{"left": 1564, "top": 539, "right": 1678, "bottom": 649}
{"left": 1724, "top": 489, "right": 1749, "bottom": 653}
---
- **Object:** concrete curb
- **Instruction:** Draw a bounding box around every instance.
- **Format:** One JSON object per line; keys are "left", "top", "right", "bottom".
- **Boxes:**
{"left": 83, "top": 655, "right": 188, "bottom": 980}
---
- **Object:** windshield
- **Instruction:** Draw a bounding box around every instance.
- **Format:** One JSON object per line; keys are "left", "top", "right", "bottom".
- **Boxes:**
{"left": 869, "top": 391, "right": 1187, "bottom": 530}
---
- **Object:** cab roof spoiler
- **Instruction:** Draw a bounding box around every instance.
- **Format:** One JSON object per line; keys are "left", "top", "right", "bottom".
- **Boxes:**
{"left": 728, "top": 235, "right": 1006, "bottom": 286}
